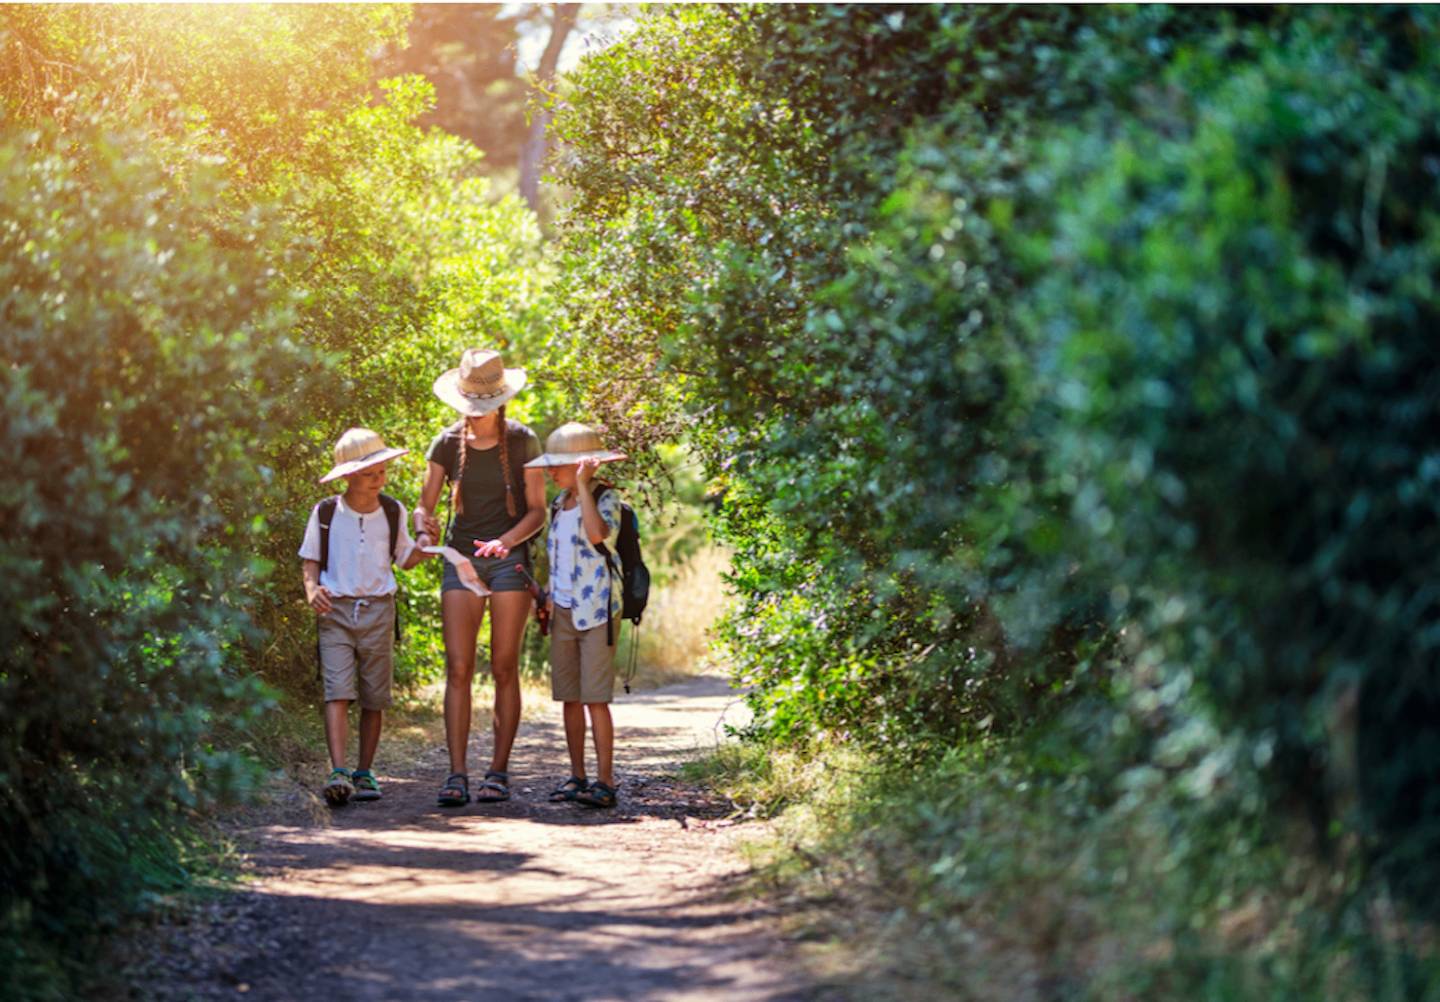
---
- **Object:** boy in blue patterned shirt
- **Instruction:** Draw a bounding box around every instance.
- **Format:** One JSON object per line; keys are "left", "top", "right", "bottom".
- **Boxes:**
{"left": 524, "top": 423, "right": 628, "bottom": 808}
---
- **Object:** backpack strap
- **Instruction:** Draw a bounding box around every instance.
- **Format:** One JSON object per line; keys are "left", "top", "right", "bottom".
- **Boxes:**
{"left": 590, "top": 484, "right": 620, "bottom": 647}
{"left": 317, "top": 496, "right": 340, "bottom": 574}
{"left": 378, "top": 493, "right": 403, "bottom": 646}
{"left": 379, "top": 494, "right": 402, "bottom": 563}
{"left": 505, "top": 419, "right": 532, "bottom": 518}
{"left": 591, "top": 485, "right": 621, "bottom": 575}
{"left": 315, "top": 496, "right": 339, "bottom": 682}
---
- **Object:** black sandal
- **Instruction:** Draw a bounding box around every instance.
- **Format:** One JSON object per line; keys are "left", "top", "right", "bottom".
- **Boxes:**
{"left": 548, "top": 776, "right": 588, "bottom": 803}
{"left": 576, "top": 780, "right": 616, "bottom": 809}
{"left": 437, "top": 772, "right": 469, "bottom": 807}
{"left": 475, "top": 770, "right": 510, "bottom": 803}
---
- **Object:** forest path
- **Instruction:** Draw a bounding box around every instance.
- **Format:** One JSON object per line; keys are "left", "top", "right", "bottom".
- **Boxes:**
{"left": 127, "top": 675, "right": 825, "bottom": 1002}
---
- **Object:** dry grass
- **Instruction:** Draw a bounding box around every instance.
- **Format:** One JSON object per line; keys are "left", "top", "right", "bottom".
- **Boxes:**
{"left": 622, "top": 543, "right": 733, "bottom": 689}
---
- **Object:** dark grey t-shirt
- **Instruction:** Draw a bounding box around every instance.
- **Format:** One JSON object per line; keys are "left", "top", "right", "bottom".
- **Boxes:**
{"left": 426, "top": 420, "right": 541, "bottom": 547}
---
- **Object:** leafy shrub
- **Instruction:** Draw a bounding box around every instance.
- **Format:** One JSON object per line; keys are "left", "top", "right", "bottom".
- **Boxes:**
{"left": 0, "top": 104, "right": 305, "bottom": 991}
{"left": 552, "top": 3, "right": 1440, "bottom": 993}
{"left": 0, "top": 6, "right": 559, "bottom": 991}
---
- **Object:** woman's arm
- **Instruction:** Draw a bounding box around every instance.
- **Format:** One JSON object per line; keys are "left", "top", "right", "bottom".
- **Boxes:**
{"left": 497, "top": 467, "right": 548, "bottom": 550}
{"left": 415, "top": 460, "right": 447, "bottom": 539}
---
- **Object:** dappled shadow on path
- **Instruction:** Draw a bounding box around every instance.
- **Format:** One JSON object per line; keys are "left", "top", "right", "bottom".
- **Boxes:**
{"left": 183, "top": 878, "right": 823, "bottom": 1002}
{"left": 121, "top": 673, "right": 822, "bottom": 1001}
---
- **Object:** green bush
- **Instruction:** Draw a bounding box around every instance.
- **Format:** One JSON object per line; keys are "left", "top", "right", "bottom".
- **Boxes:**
{"left": 0, "top": 104, "right": 304, "bottom": 991}
{"left": 0, "top": 6, "right": 560, "bottom": 991}
{"left": 1009, "top": 5, "right": 1440, "bottom": 891}
{"left": 551, "top": 3, "right": 1440, "bottom": 994}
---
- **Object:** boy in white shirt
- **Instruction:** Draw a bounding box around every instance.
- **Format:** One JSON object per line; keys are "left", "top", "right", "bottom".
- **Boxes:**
{"left": 298, "top": 428, "right": 432, "bottom": 805}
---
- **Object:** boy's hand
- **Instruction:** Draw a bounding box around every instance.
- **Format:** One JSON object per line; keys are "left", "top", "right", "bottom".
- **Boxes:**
{"left": 576, "top": 456, "right": 602, "bottom": 487}
{"left": 417, "top": 510, "right": 441, "bottom": 538}
{"left": 416, "top": 531, "right": 435, "bottom": 555}
{"left": 307, "top": 584, "right": 334, "bottom": 615}
{"left": 474, "top": 538, "right": 510, "bottom": 559}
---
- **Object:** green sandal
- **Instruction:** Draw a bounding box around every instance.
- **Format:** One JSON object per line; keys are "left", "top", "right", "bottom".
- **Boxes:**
{"left": 323, "top": 767, "right": 354, "bottom": 807}
{"left": 548, "top": 776, "right": 588, "bottom": 803}
{"left": 437, "top": 772, "right": 469, "bottom": 807}
{"left": 475, "top": 770, "right": 510, "bottom": 803}
{"left": 576, "top": 779, "right": 617, "bottom": 809}
{"left": 351, "top": 769, "right": 382, "bottom": 802}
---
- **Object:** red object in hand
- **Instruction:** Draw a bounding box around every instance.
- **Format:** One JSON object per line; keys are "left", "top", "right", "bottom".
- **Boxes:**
{"left": 514, "top": 563, "right": 550, "bottom": 636}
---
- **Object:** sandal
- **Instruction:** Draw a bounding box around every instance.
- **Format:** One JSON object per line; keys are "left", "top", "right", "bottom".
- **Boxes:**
{"left": 351, "top": 769, "right": 382, "bottom": 802}
{"left": 548, "top": 776, "right": 588, "bottom": 803}
{"left": 576, "top": 779, "right": 617, "bottom": 809}
{"left": 437, "top": 772, "right": 470, "bottom": 807}
{"left": 324, "top": 767, "right": 354, "bottom": 807}
{"left": 475, "top": 770, "right": 511, "bottom": 803}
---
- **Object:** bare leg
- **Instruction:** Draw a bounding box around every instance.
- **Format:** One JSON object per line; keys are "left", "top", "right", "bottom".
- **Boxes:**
{"left": 442, "top": 589, "right": 488, "bottom": 775}
{"left": 486, "top": 590, "right": 533, "bottom": 774}
{"left": 563, "top": 702, "right": 587, "bottom": 779}
{"left": 356, "top": 708, "right": 383, "bottom": 772}
{"left": 324, "top": 700, "right": 350, "bottom": 769}
{"left": 586, "top": 703, "right": 614, "bottom": 787}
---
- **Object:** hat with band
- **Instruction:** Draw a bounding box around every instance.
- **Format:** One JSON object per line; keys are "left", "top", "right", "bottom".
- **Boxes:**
{"left": 524, "top": 422, "right": 627, "bottom": 468}
{"left": 432, "top": 348, "right": 527, "bottom": 416}
{"left": 319, "top": 428, "right": 409, "bottom": 484}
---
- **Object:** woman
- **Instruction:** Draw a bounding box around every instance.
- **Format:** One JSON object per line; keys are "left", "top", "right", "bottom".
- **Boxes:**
{"left": 416, "top": 348, "right": 545, "bottom": 806}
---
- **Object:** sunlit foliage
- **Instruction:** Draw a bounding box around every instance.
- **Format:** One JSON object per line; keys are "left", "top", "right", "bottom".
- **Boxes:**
{"left": 0, "top": 6, "right": 551, "bottom": 993}
{"left": 551, "top": 5, "right": 1440, "bottom": 995}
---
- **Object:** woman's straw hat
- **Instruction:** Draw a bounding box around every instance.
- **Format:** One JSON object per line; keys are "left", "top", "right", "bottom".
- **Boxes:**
{"left": 524, "top": 422, "right": 627, "bottom": 468}
{"left": 432, "top": 348, "right": 527, "bottom": 416}
{"left": 319, "top": 428, "right": 409, "bottom": 484}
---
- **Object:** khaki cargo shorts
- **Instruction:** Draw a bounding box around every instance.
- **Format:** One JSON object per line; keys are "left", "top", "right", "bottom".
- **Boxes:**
{"left": 317, "top": 595, "right": 395, "bottom": 709}
{"left": 550, "top": 604, "right": 616, "bottom": 704}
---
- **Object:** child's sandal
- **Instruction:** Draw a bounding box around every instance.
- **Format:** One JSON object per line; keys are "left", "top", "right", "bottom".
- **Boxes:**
{"left": 351, "top": 769, "right": 382, "bottom": 802}
{"left": 576, "top": 780, "right": 617, "bottom": 809}
{"left": 437, "top": 772, "right": 469, "bottom": 807}
{"left": 324, "top": 767, "right": 354, "bottom": 807}
{"left": 548, "top": 776, "right": 588, "bottom": 802}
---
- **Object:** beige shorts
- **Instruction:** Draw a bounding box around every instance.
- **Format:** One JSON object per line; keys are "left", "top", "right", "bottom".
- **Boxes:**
{"left": 318, "top": 595, "right": 395, "bottom": 709}
{"left": 550, "top": 604, "right": 616, "bottom": 704}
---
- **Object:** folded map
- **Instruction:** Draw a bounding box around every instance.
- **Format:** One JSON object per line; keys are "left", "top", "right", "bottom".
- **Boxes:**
{"left": 421, "top": 546, "right": 491, "bottom": 596}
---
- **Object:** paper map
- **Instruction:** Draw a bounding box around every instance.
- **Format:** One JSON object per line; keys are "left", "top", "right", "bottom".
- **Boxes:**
{"left": 421, "top": 546, "right": 491, "bottom": 596}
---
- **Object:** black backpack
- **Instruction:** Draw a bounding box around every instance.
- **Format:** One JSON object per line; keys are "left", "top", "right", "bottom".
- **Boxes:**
{"left": 317, "top": 493, "right": 404, "bottom": 647}
{"left": 549, "top": 483, "right": 650, "bottom": 657}
{"left": 595, "top": 484, "right": 650, "bottom": 630}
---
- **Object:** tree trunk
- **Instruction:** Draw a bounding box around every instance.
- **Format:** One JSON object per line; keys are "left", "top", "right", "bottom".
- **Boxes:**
{"left": 518, "top": 3, "right": 580, "bottom": 219}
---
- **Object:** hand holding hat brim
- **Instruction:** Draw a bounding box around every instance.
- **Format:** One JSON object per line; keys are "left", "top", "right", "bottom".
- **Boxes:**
{"left": 524, "top": 450, "right": 628, "bottom": 469}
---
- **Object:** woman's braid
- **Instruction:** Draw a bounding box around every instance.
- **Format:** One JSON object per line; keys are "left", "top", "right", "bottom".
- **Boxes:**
{"left": 497, "top": 405, "right": 517, "bottom": 518}
{"left": 451, "top": 417, "right": 469, "bottom": 517}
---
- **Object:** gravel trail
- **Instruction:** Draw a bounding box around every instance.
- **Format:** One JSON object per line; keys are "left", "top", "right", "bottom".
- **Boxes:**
{"left": 123, "top": 675, "right": 825, "bottom": 1002}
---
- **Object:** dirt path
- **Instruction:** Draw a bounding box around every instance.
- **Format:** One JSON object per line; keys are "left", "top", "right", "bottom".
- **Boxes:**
{"left": 125, "top": 675, "right": 827, "bottom": 1001}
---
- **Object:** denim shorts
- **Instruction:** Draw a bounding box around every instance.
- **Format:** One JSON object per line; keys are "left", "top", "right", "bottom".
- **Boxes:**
{"left": 441, "top": 549, "right": 530, "bottom": 594}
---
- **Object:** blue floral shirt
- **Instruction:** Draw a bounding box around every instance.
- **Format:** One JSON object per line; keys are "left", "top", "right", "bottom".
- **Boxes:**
{"left": 547, "top": 487, "right": 621, "bottom": 631}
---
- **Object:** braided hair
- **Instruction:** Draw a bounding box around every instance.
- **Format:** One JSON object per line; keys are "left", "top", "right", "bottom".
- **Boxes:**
{"left": 451, "top": 407, "right": 518, "bottom": 519}
{"left": 451, "top": 417, "right": 469, "bottom": 517}
{"left": 497, "top": 404, "right": 517, "bottom": 518}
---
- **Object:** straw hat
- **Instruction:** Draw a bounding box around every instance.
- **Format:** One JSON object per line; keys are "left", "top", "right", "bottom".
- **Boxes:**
{"left": 432, "top": 348, "right": 527, "bottom": 416}
{"left": 319, "top": 428, "right": 409, "bottom": 484}
{"left": 524, "top": 422, "right": 627, "bottom": 468}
